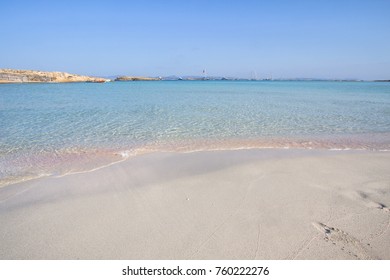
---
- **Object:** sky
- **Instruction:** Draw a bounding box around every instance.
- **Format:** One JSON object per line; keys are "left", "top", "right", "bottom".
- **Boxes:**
{"left": 1, "top": 0, "right": 389, "bottom": 79}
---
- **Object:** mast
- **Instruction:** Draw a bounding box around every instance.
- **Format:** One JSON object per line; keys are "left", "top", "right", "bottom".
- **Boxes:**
{"left": 251, "top": 71, "right": 258, "bottom": 81}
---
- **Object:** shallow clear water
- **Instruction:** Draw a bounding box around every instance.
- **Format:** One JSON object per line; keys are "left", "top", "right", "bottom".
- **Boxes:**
{"left": 1, "top": 81, "right": 390, "bottom": 186}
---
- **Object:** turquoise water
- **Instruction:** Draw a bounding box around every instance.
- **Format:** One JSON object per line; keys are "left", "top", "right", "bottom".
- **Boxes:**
{"left": 1, "top": 81, "right": 390, "bottom": 186}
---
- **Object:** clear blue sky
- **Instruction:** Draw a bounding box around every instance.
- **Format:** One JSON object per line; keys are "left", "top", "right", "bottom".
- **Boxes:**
{"left": 1, "top": 0, "right": 389, "bottom": 79}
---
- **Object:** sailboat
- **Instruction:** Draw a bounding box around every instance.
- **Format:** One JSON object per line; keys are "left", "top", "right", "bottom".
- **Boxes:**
{"left": 202, "top": 69, "right": 209, "bottom": 80}
{"left": 251, "top": 71, "right": 258, "bottom": 81}
{"left": 264, "top": 73, "right": 273, "bottom": 81}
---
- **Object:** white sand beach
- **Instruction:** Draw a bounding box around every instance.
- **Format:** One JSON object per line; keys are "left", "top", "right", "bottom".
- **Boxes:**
{"left": 0, "top": 149, "right": 389, "bottom": 259}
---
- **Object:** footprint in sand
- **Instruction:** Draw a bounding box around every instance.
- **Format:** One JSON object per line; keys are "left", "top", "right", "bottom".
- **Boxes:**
{"left": 345, "top": 190, "right": 390, "bottom": 213}
{"left": 312, "top": 221, "right": 373, "bottom": 260}
{"left": 357, "top": 191, "right": 389, "bottom": 212}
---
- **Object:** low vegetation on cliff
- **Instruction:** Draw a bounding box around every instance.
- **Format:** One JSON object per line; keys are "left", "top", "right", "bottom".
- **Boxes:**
{"left": 0, "top": 69, "right": 109, "bottom": 83}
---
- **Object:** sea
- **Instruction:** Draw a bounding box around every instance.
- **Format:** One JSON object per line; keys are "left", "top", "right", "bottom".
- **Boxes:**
{"left": 1, "top": 80, "right": 390, "bottom": 187}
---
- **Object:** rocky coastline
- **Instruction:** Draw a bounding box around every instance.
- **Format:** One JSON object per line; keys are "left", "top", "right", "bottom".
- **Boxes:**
{"left": 114, "top": 76, "right": 160, "bottom": 81}
{"left": 0, "top": 69, "right": 109, "bottom": 83}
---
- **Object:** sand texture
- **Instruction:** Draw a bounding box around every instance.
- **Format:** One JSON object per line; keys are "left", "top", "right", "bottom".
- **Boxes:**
{"left": 0, "top": 149, "right": 389, "bottom": 259}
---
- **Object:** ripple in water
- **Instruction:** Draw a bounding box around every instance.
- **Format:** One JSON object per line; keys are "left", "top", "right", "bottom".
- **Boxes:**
{"left": 1, "top": 81, "right": 390, "bottom": 186}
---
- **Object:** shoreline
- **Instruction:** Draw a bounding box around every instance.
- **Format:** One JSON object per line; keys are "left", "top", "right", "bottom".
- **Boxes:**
{"left": 2, "top": 133, "right": 390, "bottom": 189}
{"left": 2, "top": 139, "right": 390, "bottom": 189}
{"left": 1, "top": 148, "right": 389, "bottom": 259}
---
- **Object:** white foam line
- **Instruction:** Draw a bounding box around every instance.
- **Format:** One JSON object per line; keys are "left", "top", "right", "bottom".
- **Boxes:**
{"left": 0, "top": 173, "right": 51, "bottom": 190}
{"left": 1, "top": 145, "right": 388, "bottom": 188}
{"left": 0, "top": 173, "right": 53, "bottom": 202}
{"left": 54, "top": 149, "right": 157, "bottom": 178}
{"left": 54, "top": 156, "right": 128, "bottom": 178}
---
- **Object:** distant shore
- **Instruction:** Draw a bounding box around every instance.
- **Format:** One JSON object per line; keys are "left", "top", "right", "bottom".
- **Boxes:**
{"left": 1, "top": 69, "right": 389, "bottom": 83}
{"left": 0, "top": 69, "right": 109, "bottom": 83}
{"left": 0, "top": 149, "right": 389, "bottom": 259}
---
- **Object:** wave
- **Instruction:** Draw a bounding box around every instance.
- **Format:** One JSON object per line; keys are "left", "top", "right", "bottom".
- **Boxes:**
{"left": 1, "top": 135, "right": 389, "bottom": 188}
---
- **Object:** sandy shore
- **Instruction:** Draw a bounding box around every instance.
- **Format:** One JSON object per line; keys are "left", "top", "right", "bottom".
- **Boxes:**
{"left": 0, "top": 149, "right": 389, "bottom": 259}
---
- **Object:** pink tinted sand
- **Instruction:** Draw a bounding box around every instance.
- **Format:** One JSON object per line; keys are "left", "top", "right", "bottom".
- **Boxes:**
{"left": 0, "top": 149, "right": 389, "bottom": 259}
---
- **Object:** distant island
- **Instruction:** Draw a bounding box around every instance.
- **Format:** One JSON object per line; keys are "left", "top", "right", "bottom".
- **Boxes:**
{"left": 114, "top": 76, "right": 160, "bottom": 81}
{"left": 0, "top": 69, "right": 388, "bottom": 83}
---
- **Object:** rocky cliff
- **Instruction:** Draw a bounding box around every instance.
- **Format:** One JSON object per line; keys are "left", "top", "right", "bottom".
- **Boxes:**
{"left": 0, "top": 69, "right": 109, "bottom": 83}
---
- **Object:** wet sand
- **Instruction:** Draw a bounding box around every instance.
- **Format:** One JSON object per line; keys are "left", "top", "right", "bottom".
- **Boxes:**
{"left": 0, "top": 149, "right": 389, "bottom": 259}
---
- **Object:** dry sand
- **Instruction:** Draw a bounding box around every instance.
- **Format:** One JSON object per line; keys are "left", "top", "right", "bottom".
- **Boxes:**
{"left": 0, "top": 149, "right": 389, "bottom": 259}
